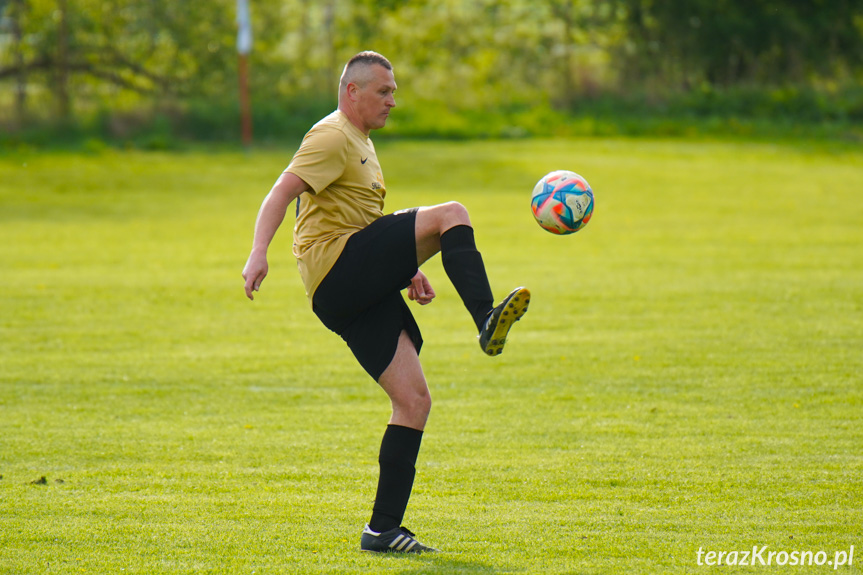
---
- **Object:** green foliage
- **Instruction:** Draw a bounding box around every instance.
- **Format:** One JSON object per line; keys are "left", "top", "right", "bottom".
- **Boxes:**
{"left": 2, "top": 0, "right": 861, "bottom": 145}
{"left": 612, "top": 0, "right": 863, "bottom": 87}
{"left": 2, "top": 140, "right": 862, "bottom": 573}
{"left": 2, "top": 85, "right": 861, "bottom": 150}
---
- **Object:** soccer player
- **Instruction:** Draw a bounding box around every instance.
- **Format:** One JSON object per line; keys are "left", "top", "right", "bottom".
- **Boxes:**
{"left": 241, "top": 51, "right": 529, "bottom": 553}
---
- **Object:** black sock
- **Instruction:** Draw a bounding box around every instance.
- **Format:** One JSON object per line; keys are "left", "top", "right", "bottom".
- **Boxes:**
{"left": 369, "top": 424, "right": 424, "bottom": 533}
{"left": 440, "top": 225, "right": 495, "bottom": 332}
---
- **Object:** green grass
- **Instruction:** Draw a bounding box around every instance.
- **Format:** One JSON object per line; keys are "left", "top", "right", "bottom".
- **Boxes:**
{"left": 1, "top": 138, "right": 862, "bottom": 574}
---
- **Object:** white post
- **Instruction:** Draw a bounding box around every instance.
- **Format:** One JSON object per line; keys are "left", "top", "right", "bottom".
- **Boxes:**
{"left": 237, "top": 0, "right": 253, "bottom": 146}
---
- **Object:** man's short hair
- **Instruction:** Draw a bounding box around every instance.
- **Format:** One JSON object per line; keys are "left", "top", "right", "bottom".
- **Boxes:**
{"left": 339, "top": 51, "right": 392, "bottom": 92}
{"left": 347, "top": 51, "right": 392, "bottom": 72}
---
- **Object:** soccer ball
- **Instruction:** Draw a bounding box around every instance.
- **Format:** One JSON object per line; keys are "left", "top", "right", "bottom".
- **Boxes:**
{"left": 530, "top": 170, "right": 594, "bottom": 235}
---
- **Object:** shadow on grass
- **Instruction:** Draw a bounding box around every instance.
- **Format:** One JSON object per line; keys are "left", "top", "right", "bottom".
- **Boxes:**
{"left": 367, "top": 552, "right": 514, "bottom": 574}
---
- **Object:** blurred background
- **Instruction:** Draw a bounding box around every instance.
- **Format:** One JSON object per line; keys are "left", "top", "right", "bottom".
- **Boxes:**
{"left": 1, "top": 0, "right": 862, "bottom": 148}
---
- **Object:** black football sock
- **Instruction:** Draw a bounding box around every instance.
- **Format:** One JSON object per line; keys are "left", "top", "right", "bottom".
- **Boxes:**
{"left": 440, "top": 225, "right": 495, "bottom": 332}
{"left": 368, "top": 424, "right": 424, "bottom": 533}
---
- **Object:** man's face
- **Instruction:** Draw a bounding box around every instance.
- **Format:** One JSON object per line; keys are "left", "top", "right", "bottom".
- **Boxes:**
{"left": 354, "top": 65, "right": 397, "bottom": 133}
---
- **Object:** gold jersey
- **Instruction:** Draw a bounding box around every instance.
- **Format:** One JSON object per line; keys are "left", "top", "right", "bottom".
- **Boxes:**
{"left": 286, "top": 110, "right": 386, "bottom": 303}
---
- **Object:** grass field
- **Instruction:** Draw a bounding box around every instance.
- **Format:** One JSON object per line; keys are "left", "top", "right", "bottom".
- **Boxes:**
{"left": 1, "top": 138, "right": 862, "bottom": 574}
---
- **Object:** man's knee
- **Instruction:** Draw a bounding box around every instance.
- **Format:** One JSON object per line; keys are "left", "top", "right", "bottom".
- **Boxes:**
{"left": 416, "top": 201, "right": 471, "bottom": 232}
{"left": 399, "top": 386, "right": 431, "bottom": 419}
{"left": 415, "top": 389, "right": 432, "bottom": 418}
{"left": 440, "top": 201, "right": 470, "bottom": 227}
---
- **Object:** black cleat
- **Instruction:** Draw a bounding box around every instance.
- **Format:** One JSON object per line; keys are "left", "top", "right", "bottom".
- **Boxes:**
{"left": 360, "top": 525, "right": 438, "bottom": 554}
{"left": 478, "top": 287, "right": 530, "bottom": 356}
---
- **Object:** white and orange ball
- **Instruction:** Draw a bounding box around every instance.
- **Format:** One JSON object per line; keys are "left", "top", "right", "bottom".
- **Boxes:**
{"left": 530, "top": 170, "right": 594, "bottom": 235}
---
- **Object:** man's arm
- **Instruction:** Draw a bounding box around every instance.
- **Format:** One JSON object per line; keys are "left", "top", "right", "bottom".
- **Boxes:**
{"left": 242, "top": 172, "right": 309, "bottom": 300}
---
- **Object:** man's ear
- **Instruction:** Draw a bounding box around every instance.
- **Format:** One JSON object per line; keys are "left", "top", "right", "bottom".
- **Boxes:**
{"left": 346, "top": 82, "right": 359, "bottom": 102}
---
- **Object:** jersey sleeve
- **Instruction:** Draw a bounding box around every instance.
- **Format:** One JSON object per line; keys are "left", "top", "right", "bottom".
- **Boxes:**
{"left": 285, "top": 127, "right": 348, "bottom": 195}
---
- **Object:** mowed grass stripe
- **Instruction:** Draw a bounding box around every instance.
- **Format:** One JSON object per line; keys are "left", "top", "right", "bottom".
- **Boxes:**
{"left": 1, "top": 139, "right": 861, "bottom": 574}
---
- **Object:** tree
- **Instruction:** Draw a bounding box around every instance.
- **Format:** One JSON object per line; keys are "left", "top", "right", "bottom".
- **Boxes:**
{"left": 613, "top": 0, "right": 863, "bottom": 89}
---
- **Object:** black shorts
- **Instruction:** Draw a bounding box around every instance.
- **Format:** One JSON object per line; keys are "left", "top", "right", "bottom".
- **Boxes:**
{"left": 312, "top": 209, "right": 422, "bottom": 381}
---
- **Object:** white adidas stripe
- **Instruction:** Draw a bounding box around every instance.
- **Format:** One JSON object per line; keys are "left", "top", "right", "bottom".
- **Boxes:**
{"left": 390, "top": 533, "right": 419, "bottom": 551}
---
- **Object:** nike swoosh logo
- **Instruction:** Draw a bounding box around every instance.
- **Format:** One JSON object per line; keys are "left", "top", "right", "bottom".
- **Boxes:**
{"left": 361, "top": 157, "right": 369, "bottom": 164}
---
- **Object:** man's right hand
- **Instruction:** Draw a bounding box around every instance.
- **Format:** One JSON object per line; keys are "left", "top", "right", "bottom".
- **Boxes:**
{"left": 242, "top": 251, "right": 268, "bottom": 300}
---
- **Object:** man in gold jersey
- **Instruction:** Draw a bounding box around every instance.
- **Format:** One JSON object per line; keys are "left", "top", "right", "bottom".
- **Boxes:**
{"left": 242, "top": 52, "right": 529, "bottom": 554}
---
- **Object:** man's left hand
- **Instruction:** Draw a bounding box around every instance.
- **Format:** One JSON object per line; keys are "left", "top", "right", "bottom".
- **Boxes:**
{"left": 407, "top": 270, "right": 435, "bottom": 305}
